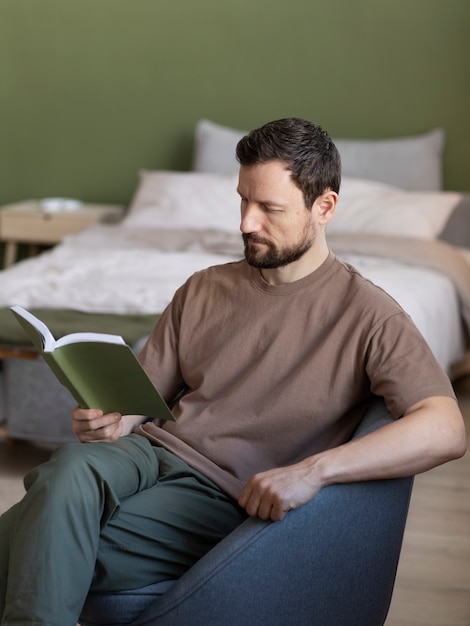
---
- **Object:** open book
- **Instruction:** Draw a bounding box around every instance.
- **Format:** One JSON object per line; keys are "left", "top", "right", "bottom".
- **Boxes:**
{"left": 10, "top": 305, "right": 174, "bottom": 421}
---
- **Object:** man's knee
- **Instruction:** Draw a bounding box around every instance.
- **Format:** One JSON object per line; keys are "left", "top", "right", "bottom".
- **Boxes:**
{"left": 23, "top": 441, "right": 104, "bottom": 494}
{"left": 23, "top": 435, "right": 159, "bottom": 505}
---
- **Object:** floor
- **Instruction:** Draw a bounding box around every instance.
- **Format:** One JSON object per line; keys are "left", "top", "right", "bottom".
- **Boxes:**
{"left": 385, "top": 378, "right": 470, "bottom": 626}
{"left": 1, "top": 382, "right": 470, "bottom": 625}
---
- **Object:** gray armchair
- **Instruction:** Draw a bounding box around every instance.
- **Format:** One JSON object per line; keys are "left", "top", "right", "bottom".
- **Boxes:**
{"left": 79, "top": 397, "right": 413, "bottom": 626}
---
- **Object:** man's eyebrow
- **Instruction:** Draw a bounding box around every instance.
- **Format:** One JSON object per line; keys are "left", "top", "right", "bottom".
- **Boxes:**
{"left": 236, "top": 187, "right": 286, "bottom": 207}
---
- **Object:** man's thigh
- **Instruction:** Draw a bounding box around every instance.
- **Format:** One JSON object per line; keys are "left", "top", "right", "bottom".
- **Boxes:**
{"left": 93, "top": 448, "right": 247, "bottom": 591}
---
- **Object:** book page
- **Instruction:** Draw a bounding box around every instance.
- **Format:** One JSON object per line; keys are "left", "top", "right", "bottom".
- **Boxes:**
{"left": 54, "top": 332, "right": 126, "bottom": 350}
{"left": 10, "top": 305, "right": 52, "bottom": 351}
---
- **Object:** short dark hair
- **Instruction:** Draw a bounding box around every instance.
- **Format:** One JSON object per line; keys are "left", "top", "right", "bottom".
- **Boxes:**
{"left": 236, "top": 117, "right": 341, "bottom": 208}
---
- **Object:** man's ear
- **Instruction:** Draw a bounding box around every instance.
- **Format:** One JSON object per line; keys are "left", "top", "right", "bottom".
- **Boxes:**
{"left": 316, "top": 190, "right": 338, "bottom": 224}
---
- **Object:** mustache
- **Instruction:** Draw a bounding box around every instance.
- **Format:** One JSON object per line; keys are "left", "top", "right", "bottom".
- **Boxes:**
{"left": 242, "top": 234, "right": 272, "bottom": 246}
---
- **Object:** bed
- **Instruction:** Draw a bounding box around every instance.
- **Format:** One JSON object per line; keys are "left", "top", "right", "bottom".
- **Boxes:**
{"left": 1, "top": 119, "right": 469, "bottom": 443}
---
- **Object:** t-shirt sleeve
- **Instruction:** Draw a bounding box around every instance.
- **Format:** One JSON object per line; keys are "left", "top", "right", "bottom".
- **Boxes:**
{"left": 138, "top": 285, "right": 187, "bottom": 405}
{"left": 365, "top": 311, "right": 456, "bottom": 418}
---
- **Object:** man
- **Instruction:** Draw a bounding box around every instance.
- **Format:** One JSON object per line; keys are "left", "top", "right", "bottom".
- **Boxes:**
{"left": 0, "top": 118, "right": 466, "bottom": 626}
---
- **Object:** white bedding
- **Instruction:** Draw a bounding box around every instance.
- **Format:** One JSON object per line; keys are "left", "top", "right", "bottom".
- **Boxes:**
{"left": 0, "top": 225, "right": 242, "bottom": 316}
{"left": 0, "top": 222, "right": 466, "bottom": 374}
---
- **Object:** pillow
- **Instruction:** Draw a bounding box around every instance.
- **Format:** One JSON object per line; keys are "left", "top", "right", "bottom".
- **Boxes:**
{"left": 328, "top": 177, "right": 461, "bottom": 239}
{"left": 124, "top": 170, "right": 240, "bottom": 233}
{"left": 334, "top": 130, "right": 444, "bottom": 192}
{"left": 192, "top": 119, "right": 244, "bottom": 176}
{"left": 192, "top": 119, "right": 444, "bottom": 191}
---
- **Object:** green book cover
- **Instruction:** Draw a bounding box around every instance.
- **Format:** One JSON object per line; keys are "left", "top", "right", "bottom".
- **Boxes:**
{"left": 10, "top": 305, "right": 175, "bottom": 421}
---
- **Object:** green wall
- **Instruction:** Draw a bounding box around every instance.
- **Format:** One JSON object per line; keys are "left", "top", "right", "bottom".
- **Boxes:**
{"left": 0, "top": 0, "right": 468, "bottom": 207}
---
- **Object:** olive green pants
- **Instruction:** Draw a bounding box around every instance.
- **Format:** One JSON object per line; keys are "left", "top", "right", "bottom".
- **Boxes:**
{"left": 0, "top": 434, "right": 246, "bottom": 626}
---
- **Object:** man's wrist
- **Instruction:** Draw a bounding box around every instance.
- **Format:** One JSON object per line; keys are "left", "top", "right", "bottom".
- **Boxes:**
{"left": 122, "top": 414, "right": 148, "bottom": 435}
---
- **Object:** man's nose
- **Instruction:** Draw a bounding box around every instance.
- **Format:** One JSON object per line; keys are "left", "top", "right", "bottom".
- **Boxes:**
{"left": 240, "top": 205, "right": 262, "bottom": 233}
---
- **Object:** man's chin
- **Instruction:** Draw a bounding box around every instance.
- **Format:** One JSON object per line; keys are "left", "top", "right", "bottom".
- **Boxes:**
{"left": 245, "top": 252, "right": 279, "bottom": 269}
{"left": 245, "top": 252, "right": 264, "bottom": 268}
{"left": 245, "top": 254, "right": 261, "bottom": 267}
{"left": 245, "top": 243, "right": 268, "bottom": 267}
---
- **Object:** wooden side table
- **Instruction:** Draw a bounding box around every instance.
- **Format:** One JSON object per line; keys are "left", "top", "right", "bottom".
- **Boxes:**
{"left": 0, "top": 201, "right": 124, "bottom": 267}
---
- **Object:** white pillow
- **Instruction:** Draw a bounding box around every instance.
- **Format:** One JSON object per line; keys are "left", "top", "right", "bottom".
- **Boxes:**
{"left": 192, "top": 119, "right": 444, "bottom": 191}
{"left": 124, "top": 170, "right": 241, "bottom": 233}
{"left": 328, "top": 177, "right": 461, "bottom": 239}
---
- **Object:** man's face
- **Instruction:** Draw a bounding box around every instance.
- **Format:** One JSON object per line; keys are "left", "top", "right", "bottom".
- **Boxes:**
{"left": 237, "top": 160, "right": 317, "bottom": 269}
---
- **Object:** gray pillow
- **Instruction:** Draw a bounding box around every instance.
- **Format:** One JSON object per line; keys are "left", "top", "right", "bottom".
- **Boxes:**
{"left": 192, "top": 119, "right": 444, "bottom": 192}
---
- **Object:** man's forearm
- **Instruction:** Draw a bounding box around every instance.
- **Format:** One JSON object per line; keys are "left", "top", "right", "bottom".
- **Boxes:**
{"left": 311, "top": 395, "right": 466, "bottom": 487}
{"left": 238, "top": 395, "right": 466, "bottom": 521}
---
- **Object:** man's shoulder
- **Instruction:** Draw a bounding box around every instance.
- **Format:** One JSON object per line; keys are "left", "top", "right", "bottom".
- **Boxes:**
{"left": 191, "top": 258, "right": 248, "bottom": 282}
{"left": 332, "top": 256, "right": 404, "bottom": 314}
{"left": 174, "top": 259, "right": 249, "bottom": 300}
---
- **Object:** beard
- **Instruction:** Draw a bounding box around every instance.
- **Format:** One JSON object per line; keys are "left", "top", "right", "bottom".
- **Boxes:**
{"left": 243, "top": 230, "right": 315, "bottom": 269}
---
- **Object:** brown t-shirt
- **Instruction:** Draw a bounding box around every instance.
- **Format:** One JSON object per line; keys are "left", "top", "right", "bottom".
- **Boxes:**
{"left": 136, "top": 253, "right": 455, "bottom": 499}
